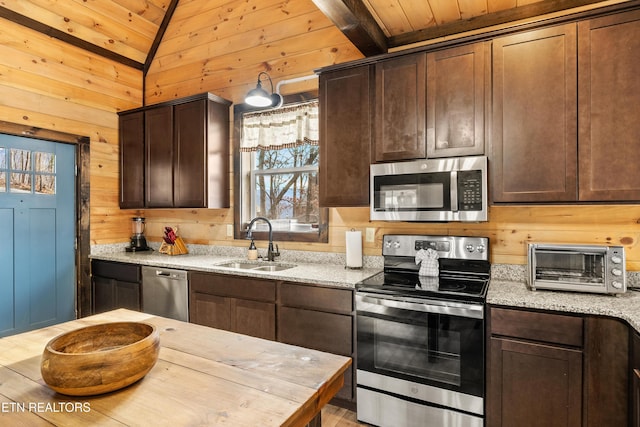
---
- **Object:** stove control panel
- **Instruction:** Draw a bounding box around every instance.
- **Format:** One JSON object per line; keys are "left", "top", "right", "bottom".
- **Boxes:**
{"left": 383, "top": 235, "right": 490, "bottom": 261}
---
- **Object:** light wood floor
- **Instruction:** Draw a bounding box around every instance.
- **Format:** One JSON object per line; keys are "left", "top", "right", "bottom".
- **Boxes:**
{"left": 321, "top": 404, "right": 367, "bottom": 426}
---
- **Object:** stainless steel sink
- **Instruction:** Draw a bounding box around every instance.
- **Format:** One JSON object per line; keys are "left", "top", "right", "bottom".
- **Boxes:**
{"left": 216, "top": 262, "right": 259, "bottom": 269}
{"left": 215, "top": 261, "right": 295, "bottom": 272}
{"left": 252, "top": 265, "right": 292, "bottom": 272}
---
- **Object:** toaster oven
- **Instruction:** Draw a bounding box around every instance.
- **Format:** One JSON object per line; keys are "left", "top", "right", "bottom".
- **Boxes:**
{"left": 527, "top": 243, "right": 626, "bottom": 294}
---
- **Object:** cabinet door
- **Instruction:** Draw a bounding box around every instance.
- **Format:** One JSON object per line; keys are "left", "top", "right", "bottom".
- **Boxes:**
{"left": 278, "top": 306, "right": 353, "bottom": 401}
{"left": 492, "top": 24, "right": 578, "bottom": 202}
{"left": 578, "top": 10, "right": 640, "bottom": 201}
{"left": 92, "top": 277, "right": 140, "bottom": 314}
{"left": 583, "top": 317, "right": 628, "bottom": 427}
{"left": 374, "top": 53, "right": 426, "bottom": 161}
{"left": 145, "top": 105, "right": 174, "bottom": 207}
{"left": 319, "top": 66, "right": 371, "bottom": 207}
{"left": 233, "top": 299, "right": 275, "bottom": 340}
{"left": 426, "top": 42, "right": 488, "bottom": 158}
{"left": 174, "top": 99, "right": 207, "bottom": 208}
{"left": 119, "top": 111, "right": 145, "bottom": 208}
{"left": 487, "top": 337, "right": 582, "bottom": 427}
{"left": 92, "top": 276, "right": 115, "bottom": 314}
{"left": 190, "top": 292, "right": 232, "bottom": 330}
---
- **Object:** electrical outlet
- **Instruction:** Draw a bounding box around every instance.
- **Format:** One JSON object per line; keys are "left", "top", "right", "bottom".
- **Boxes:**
{"left": 365, "top": 227, "right": 375, "bottom": 243}
{"left": 226, "top": 224, "right": 233, "bottom": 237}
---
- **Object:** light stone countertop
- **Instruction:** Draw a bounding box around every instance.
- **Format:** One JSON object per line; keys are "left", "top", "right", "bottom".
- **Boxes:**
{"left": 489, "top": 264, "right": 640, "bottom": 333}
{"left": 90, "top": 244, "right": 382, "bottom": 288}
{"left": 91, "top": 247, "right": 640, "bottom": 333}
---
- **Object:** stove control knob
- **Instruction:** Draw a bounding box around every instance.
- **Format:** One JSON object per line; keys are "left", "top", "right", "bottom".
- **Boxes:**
{"left": 611, "top": 255, "right": 623, "bottom": 264}
{"left": 384, "top": 240, "right": 392, "bottom": 248}
{"left": 611, "top": 268, "right": 623, "bottom": 277}
{"left": 612, "top": 281, "right": 623, "bottom": 289}
{"left": 466, "top": 244, "right": 476, "bottom": 253}
{"left": 393, "top": 241, "right": 401, "bottom": 249}
{"left": 476, "top": 244, "right": 486, "bottom": 253}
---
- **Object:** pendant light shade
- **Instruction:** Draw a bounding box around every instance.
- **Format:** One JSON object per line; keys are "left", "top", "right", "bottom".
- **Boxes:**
{"left": 245, "top": 72, "right": 282, "bottom": 108}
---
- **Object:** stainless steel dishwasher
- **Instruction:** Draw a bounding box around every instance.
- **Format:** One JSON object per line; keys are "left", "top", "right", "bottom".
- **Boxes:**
{"left": 141, "top": 266, "right": 188, "bottom": 322}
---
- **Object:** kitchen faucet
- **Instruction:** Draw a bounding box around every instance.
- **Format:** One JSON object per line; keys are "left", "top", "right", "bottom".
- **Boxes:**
{"left": 246, "top": 217, "right": 280, "bottom": 262}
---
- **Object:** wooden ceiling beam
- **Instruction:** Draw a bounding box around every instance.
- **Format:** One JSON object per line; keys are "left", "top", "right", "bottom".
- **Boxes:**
{"left": 312, "top": 0, "right": 388, "bottom": 56}
{"left": 0, "top": 6, "right": 143, "bottom": 70}
{"left": 389, "top": 0, "right": 622, "bottom": 48}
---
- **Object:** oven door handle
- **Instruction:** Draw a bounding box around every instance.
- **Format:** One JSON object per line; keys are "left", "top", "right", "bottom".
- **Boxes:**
{"left": 356, "top": 293, "right": 484, "bottom": 319}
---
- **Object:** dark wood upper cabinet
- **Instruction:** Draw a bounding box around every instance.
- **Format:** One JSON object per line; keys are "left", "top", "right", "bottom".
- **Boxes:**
{"left": 426, "top": 42, "right": 489, "bottom": 158}
{"left": 145, "top": 105, "right": 174, "bottom": 208}
{"left": 119, "top": 93, "right": 231, "bottom": 209}
{"left": 492, "top": 23, "right": 578, "bottom": 203}
{"left": 374, "top": 53, "right": 427, "bottom": 161}
{"left": 119, "top": 111, "right": 145, "bottom": 208}
{"left": 319, "top": 65, "right": 372, "bottom": 207}
{"left": 578, "top": 9, "right": 640, "bottom": 201}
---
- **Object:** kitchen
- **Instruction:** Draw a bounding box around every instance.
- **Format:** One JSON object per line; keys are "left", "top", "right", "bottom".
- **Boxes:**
{"left": 2, "top": 0, "right": 640, "bottom": 426}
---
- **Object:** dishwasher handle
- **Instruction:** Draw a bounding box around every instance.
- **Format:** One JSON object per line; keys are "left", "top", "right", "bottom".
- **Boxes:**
{"left": 143, "top": 266, "right": 187, "bottom": 281}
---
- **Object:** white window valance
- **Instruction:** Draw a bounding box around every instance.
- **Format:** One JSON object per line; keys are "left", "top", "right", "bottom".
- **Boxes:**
{"left": 240, "top": 100, "right": 319, "bottom": 152}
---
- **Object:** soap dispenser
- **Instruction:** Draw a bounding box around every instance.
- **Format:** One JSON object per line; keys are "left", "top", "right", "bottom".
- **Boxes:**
{"left": 247, "top": 239, "right": 258, "bottom": 260}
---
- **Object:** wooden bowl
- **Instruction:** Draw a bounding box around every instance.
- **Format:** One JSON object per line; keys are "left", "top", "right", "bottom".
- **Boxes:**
{"left": 41, "top": 322, "right": 160, "bottom": 396}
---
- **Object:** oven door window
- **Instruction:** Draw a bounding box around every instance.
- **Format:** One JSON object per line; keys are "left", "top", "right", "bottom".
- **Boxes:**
{"left": 373, "top": 172, "right": 450, "bottom": 212}
{"left": 357, "top": 299, "right": 483, "bottom": 397}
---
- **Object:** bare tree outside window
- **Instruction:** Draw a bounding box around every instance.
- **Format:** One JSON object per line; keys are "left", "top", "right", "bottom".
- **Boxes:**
{"left": 4, "top": 148, "right": 56, "bottom": 194}
{"left": 252, "top": 143, "right": 319, "bottom": 231}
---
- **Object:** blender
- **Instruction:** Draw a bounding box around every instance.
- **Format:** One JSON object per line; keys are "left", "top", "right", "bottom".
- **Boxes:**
{"left": 125, "top": 217, "right": 150, "bottom": 252}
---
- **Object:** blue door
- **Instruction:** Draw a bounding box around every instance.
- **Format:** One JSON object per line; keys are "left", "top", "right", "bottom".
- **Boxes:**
{"left": 0, "top": 134, "right": 76, "bottom": 337}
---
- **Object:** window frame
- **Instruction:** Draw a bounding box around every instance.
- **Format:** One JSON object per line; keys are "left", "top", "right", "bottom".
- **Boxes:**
{"left": 232, "top": 91, "right": 328, "bottom": 243}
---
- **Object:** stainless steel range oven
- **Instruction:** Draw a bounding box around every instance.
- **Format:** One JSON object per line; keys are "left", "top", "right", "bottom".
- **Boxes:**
{"left": 356, "top": 235, "right": 490, "bottom": 427}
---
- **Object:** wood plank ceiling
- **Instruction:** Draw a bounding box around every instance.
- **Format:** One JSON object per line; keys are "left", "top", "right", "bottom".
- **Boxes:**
{"left": 0, "top": 0, "right": 628, "bottom": 71}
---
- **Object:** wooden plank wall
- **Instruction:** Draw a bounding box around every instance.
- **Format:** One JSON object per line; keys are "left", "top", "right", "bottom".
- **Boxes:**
{"left": 139, "top": 0, "right": 640, "bottom": 269}
{"left": 3, "top": 0, "right": 640, "bottom": 270}
{"left": 0, "top": 17, "right": 143, "bottom": 245}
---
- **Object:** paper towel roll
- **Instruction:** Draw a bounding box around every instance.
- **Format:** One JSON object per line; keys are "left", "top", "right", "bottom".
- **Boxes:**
{"left": 346, "top": 230, "right": 363, "bottom": 269}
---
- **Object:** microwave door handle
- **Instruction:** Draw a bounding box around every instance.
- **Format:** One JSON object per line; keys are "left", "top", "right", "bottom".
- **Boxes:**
{"left": 450, "top": 170, "right": 458, "bottom": 212}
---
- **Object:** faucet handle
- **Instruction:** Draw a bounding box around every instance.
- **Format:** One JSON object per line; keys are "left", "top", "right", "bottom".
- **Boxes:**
{"left": 273, "top": 244, "right": 280, "bottom": 258}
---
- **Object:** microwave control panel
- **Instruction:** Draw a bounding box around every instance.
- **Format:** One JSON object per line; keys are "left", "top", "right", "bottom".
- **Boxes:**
{"left": 457, "top": 170, "right": 483, "bottom": 211}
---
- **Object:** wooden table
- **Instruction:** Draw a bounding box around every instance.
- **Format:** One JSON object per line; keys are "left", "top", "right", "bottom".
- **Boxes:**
{"left": 0, "top": 309, "right": 351, "bottom": 426}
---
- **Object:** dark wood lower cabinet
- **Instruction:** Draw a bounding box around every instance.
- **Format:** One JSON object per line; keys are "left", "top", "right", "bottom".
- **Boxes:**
{"left": 631, "top": 330, "right": 640, "bottom": 427}
{"left": 487, "top": 306, "right": 630, "bottom": 427}
{"left": 189, "top": 272, "right": 276, "bottom": 341}
{"left": 91, "top": 260, "right": 141, "bottom": 314}
{"left": 277, "top": 282, "right": 355, "bottom": 404}
{"left": 488, "top": 336, "right": 583, "bottom": 427}
{"left": 583, "top": 317, "right": 628, "bottom": 427}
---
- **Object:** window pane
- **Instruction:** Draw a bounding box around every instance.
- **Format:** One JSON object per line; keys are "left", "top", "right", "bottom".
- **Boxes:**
{"left": 254, "top": 170, "right": 319, "bottom": 232}
{"left": 0, "top": 172, "right": 5, "bottom": 192}
{"left": 0, "top": 147, "right": 5, "bottom": 168}
{"left": 10, "top": 149, "right": 31, "bottom": 171}
{"left": 35, "top": 152, "right": 55, "bottom": 173}
{"left": 254, "top": 144, "right": 319, "bottom": 171}
{"left": 35, "top": 174, "right": 56, "bottom": 195}
{"left": 10, "top": 172, "right": 31, "bottom": 193}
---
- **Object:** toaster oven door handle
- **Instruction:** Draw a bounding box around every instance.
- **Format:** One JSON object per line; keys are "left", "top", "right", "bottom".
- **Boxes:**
{"left": 356, "top": 293, "right": 484, "bottom": 319}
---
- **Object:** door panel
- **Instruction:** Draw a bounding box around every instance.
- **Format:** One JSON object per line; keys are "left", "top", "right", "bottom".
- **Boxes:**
{"left": 0, "top": 135, "right": 75, "bottom": 337}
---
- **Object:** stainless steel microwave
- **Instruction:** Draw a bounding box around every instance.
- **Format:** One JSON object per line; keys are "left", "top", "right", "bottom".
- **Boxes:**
{"left": 527, "top": 243, "right": 626, "bottom": 294}
{"left": 370, "top": 156, "right": 488, "bottom": 222}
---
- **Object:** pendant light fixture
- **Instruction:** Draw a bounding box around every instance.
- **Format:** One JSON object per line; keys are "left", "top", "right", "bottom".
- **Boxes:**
{"left": 245, "top": 72, "right": 283, "bottom": 108}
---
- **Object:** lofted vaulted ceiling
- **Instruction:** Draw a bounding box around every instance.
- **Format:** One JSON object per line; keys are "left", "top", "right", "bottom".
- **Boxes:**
{"left": 0, "top": 0, "right": 630, "bottom": 71}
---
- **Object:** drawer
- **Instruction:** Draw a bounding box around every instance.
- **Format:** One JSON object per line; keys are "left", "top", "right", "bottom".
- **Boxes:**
{"left": 190, "top": 272, "right": 276, "bottom": 302}
{"left": 279, "top": 282, "right": 353, "bottom": 314}
{"left": 91, "top": 260, "right": 140, "bottom": 283}
{"left": 278, "top": 306, "right": 352, "bottom": 356}
{"left": 490, "top": 307, "right": 583, "bottom": 347}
